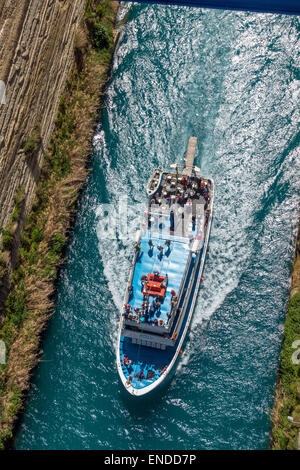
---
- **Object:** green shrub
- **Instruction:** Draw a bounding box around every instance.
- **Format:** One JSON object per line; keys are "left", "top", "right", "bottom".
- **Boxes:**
{"left": 96, "top": 4, "right": 104, "bottom": 19}
{"left": 24, "top": 135, "right": 36, "bottom": 156}
{"left": 50, "top": 233, "right": 67, "bottom": 256}
{"left": 0, "top": 255, "right": 8, "bottom": 286}
{"left": 92, "top": 23, "right": 110, "bottom": 50}
{"left": 4, "top": 279, "right": 28, "bottom": 329}
{"left": 0, "top": 429, "right": 13, "bottom": 450}
{"left": 11, "top": 188, "right": 25, "bottom": 222}
{"left": 272, "top": 289, "right": 300, "bottom": 448}
{"left": 31, "top": 227, "right": 44, "bottom": 244}
{"left": 58, "top": 95, "right": 66, "bottom": 115}
{"left": 7, "top": 385, "right": 22, "bottom": 418}
{"left": 2, "top": 228, "right": 13, "bottom": 251}
{"left": 24, "top": 127, "right": 41, "bottom": 158}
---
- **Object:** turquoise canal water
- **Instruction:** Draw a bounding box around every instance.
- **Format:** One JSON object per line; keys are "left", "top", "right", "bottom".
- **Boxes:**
{"left": 16, "top": 4, "right": 299, "bottom": 449}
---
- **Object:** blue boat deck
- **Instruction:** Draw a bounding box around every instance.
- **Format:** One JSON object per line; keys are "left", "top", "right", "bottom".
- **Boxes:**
{"left": 120, "top": 229, "right": 191, "bottom": 390}
{"left": 120, "top": 337, "right": 174, "bottom": 389}
{"left": 129, "top": 230, "right": 190, "bottom": 326}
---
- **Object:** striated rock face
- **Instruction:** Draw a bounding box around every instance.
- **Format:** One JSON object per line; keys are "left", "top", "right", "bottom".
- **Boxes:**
{"left": 0, "top": 0, "right": 86, "bottom": 233}
{"left": 0, "top": 0, "right": 86, "bottom": 314}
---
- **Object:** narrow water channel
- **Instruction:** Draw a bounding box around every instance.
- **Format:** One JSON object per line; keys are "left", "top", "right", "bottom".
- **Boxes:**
{"left": 16, "top": 4, "right": 299, "bottom": 449}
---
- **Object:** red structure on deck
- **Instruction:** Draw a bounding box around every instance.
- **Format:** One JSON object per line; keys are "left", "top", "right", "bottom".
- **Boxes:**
{"left": 143, "top": 273, "right": 166, "bottom": 298}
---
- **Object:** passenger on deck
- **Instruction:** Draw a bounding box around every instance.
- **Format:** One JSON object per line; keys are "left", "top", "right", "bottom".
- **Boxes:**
{"left": 178, "top": 197, "right": 184, "bottom": 207}
{"left": 161, "top": 275, "right": 168, "bottom": 289}
{"left": 171, "top": 296, "right": 178, "bottom": 309}
{"left": 136, "top": 369, "right": 145, "bottom": 381}
{"left": 159, "top": 366, "right": 167, "bottom": 375}
{"left": 123, "top": 356, "right": 132, "bottom": 368}
{"left": 157, "top": 245, "right": 164, "bottom": 255}
{"left": 148, "top": 239, "right": 153, "bottom": 247}
{"left": 170, "top": 289, "right": 176, "bottom": 297}
{"left": 149, "top": 304, "right": 155, "bottom": 317}
{"left": 126, "top": 376, "right": 133, "bottom": 386}
{"left": 143, "top": 292, "right": 149, "bottom": 301}
{"left": 147, "top": 370, "right": 155, "bottom": 380}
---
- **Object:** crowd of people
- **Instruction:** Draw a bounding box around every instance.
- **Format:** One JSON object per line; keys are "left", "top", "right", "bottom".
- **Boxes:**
{"left": 123, "top": 361, "right": 167, "bottom": 384}
{"left": 122, "top": 272, "right": 178, "bottom": 328}
{"left": 149, "top": 175, "right": 211, "bottom": 209}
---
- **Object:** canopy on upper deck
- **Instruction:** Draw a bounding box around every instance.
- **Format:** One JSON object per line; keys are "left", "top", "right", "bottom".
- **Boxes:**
{"left": 129, "top": 230, "right": 191, "bottom": 328}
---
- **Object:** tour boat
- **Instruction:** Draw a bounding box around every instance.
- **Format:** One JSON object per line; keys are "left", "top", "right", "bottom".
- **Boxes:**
{"left": 116, "top": 137, "right": 214, "bottom": 396}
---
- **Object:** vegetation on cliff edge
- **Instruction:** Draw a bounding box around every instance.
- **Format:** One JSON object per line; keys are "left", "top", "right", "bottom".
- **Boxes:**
{"left": 0, "top": 0, "right": 118, "bottom": 449}
{"left": 271, "top": 237, "right": 300, "bottom": 450}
